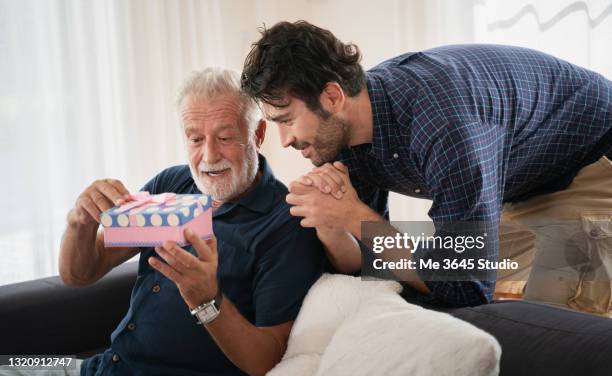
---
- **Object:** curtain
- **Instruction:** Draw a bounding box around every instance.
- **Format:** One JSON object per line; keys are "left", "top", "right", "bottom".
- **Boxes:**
{"left": 0, "top": 0, "right": 242, "bottom": 286}
{"left": 474, "top": 0, "right": 612, "bottom": 77}
{"left": 2, "top": 0, "right": 610, "bottom": 285}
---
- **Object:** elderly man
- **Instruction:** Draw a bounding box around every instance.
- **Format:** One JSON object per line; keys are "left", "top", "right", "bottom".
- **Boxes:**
{"left": 57, "top": 68, "right": 325, "bottom": 375}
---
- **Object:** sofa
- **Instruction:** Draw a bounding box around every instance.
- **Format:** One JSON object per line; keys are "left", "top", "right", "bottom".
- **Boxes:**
{"left": 2, "top": 262, "right": 612, "bottom": 375}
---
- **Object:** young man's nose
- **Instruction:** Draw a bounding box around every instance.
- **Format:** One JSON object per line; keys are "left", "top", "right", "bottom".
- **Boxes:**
{"left": 278, "top": 127, "right": 295, "bottom": 149}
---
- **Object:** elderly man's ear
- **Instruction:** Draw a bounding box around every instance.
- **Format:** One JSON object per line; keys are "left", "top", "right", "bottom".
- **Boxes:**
{"left": 254, "top": 119, "right": 267, "bottom": 149}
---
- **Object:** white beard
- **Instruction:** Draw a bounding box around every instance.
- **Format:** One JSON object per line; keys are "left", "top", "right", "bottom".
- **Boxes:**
{"left": 188, "top": 141, "right": 259, "bottom": 203}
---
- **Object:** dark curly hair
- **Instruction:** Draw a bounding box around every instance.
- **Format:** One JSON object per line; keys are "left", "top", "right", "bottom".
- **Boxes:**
{"left": 241, "top": 20, "right": 366, "bottom": 112}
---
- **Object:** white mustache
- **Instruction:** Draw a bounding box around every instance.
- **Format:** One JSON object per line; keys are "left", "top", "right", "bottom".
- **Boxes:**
{"left": 199, "top": 160, "right": 232, "bottom": 173}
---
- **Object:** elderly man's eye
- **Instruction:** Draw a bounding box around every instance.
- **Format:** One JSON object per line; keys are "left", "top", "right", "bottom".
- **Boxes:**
{"left": 218, "top": 136, "right": 235, "bottom": 145}
{"left": 189, "top": 137, "right": 203, "bottom": 144}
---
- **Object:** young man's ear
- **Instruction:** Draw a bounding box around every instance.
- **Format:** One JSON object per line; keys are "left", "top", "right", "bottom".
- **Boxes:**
{"left": 254, "top": 119, "right": 267, "bottom": 149}
{"left": 319, "top": 82, "right": 346, "bottom": 114}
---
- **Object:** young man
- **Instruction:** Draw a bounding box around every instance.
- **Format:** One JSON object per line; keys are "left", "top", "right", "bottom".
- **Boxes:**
{"left": 241, "top": 20, "right": 612, "bottom": 309}
{"left": 58, "top": 68, "right": 325, "bottom": 375}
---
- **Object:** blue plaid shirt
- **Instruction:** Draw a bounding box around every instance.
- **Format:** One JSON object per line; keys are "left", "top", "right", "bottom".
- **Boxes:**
{"left": 339, "top": 44, "right": 612, "bottom": 307}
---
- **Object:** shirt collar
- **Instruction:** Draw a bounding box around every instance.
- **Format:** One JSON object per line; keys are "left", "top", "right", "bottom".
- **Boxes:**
{"left": 212, "top": 153, "right": 276, "bottom": 217}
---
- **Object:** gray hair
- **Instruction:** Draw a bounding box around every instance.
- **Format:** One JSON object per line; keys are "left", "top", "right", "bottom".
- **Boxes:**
{"left": 176, "top": 67, "right": 260, "bottom": 135}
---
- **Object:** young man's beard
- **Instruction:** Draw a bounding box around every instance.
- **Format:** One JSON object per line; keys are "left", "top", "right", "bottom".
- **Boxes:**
{"left": 189, "top": 140, "right": 259, "bottom": 202}
{"left": 310, "top": 113, "right": 351, "bottom": 167}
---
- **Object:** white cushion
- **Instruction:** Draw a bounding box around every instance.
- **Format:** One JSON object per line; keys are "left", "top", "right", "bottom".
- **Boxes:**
{"left": 267, "top": 274, "right": 500, "bottom": 376}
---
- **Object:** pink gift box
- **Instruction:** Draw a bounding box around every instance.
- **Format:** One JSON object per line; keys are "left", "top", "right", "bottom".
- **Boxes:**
{"left": 101, "top": 192, "right": 213, "bottom": 248}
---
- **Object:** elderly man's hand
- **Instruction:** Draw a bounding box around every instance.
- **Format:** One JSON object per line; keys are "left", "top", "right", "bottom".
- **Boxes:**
{"left": 68, "top": 179, "right": 131, "bottom": 229}
{"left": 287, "top": 162, "right": 367, "bottom": 231}
{"left": 148, "top": 229, "right": 218, "bottom": 310}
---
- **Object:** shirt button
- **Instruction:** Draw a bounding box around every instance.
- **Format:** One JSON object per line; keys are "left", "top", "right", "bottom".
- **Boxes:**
{"left": 393, "top": 153, "right": 399, "bottom": 159}
{"left": 414, "top": 189, "right": 421, "bottom": 194}
{"left": 590, "top": 229, "right": 600, "bottom": 237}
{"left": 127, "top": 322, "right": 136, "bottom": 331}
{"left": 152, "top": 284, "right": 161, "bottom": 293}
{"left": 112, "top": 354, "right": 120, "bottom": 363}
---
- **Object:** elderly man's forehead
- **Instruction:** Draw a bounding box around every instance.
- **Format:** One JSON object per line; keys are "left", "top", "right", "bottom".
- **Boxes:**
{"left": 182, "top": 92, "right": 241, "bottom": 110}
{"left": 181, "top": 94, "right": 245, "bottom": 120}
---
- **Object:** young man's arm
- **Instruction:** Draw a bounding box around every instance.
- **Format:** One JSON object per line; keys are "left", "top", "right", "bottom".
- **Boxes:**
{"left": 289, "top": 162, "right": 385, "bottom": 274}
{"left": 59, "top": 179, "right": 139, "bottom": 286}
{"left": 288, "top": 177, "right": 432, "bottom": 295}
{"left": 315, "top": 227, "right": 361, "bottom": 273}
{"left": 289, "top": 123, "right": 501, "bottom": 307}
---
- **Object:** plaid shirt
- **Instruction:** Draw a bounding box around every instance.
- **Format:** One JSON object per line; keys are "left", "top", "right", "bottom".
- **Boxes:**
{"left": 339, "top": 44, "right": 612, "bottom": 307}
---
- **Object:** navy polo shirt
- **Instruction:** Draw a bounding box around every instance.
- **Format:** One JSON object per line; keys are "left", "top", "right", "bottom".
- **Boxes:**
{"left": 81, "top": 154, "right": 326, "bottom": 375}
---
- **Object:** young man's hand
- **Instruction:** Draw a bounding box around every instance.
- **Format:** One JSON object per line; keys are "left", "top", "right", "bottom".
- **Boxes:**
{"left": 296, "top": 161, "right": 349, "bottom": 199}
{"left": 287, "top": 161, "right": 379, "bottom": 236}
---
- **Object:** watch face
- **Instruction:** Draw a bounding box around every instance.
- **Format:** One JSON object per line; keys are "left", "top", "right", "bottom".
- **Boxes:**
{"left": 197, "top": 304, "right": 220, "bottom": 324}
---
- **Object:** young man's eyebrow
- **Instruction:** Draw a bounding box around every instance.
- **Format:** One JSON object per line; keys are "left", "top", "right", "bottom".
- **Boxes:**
{"left": 267, "top": 113, "right": 291, "bottom": 122}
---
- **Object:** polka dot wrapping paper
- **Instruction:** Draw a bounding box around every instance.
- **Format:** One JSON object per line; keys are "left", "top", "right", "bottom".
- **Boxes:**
{"left": 101, "top": 192, "right": 213, "bottom": 248}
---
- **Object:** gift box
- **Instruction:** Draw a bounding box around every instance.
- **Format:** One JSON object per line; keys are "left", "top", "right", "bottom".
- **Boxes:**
{"left": 101, "top": 192, "right": 213, "bottom": 248}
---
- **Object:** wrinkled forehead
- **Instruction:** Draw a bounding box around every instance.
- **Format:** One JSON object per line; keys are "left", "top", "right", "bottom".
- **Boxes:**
{"left": 180, "top": 93, "right": 245, "bottom": 130}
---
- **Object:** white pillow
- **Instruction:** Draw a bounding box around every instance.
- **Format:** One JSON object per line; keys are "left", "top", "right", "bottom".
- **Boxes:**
{"left": 268, "top": 274, "right": 404, "bottom": 376}
{"left": 267, "top": 274, "right": 501, "bottom": 376}
{"left": 316, "top": 299, "right": 501, "bottom": 376}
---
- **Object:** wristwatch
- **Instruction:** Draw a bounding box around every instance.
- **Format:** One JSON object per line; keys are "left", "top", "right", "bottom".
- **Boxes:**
{"left": 190, "top": 288, "right": 223, "bottom": 325}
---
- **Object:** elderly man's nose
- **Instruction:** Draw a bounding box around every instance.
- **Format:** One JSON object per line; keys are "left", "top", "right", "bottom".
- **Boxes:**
{"left": 202, "top": 139, "right": 221, "bottom": 163}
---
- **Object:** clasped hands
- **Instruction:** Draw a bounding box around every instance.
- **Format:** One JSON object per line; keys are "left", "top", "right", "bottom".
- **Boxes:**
{"left": 286, "top": 161, "right": 365, "bottom": 232}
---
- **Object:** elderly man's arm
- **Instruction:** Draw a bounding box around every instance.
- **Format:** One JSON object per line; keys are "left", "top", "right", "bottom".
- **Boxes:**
{"left": 149, "top": 227, "right": 320, "bottom": 375}
{"left": 59, "top": 179, "right": 139, "bottom": 286}
{"left": 205, "top": 300, "right": 292, "bottom": 376}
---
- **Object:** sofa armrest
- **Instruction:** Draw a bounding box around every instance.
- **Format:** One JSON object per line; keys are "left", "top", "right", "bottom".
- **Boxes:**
{"left": 0, "top": 261, "right": 137, "bottom": 356}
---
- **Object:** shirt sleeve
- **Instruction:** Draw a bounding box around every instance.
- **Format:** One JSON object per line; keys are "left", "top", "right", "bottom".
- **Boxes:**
{"left": 416, "top": 122, "right": 504, "bottom": 307}
{"left": 351, "top": 171, "right": 390, "bottom": 220}
{"left": 338, "top": 149, "right": 390, "bottom": 219}
{"left": 251, "top": 215, "right": 326, "bottom": 327}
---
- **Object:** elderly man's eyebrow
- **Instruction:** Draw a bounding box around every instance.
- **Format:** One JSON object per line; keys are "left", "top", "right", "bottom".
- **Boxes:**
{"left": 184, "top": 125, "right": 198, "bottom": 135}
{"left": 184, "top": 124, "right": 239, "bottom": 134}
